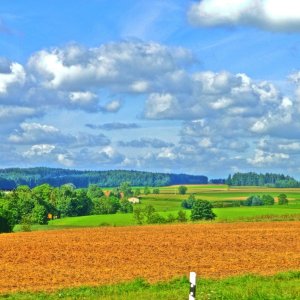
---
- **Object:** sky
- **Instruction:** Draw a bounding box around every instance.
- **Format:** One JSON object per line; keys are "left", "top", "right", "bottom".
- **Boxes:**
{"left": 1, "top": 0, "right": 300, "bottom": 178}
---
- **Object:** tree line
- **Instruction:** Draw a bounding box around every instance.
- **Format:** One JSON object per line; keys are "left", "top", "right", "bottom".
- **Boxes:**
{"left": 226, "top": 172, "right": 300, "bottom": 187}
{"left": 0, "top": 182, "right": 141, "bottom": 232}
{"left": 182, "top": 193, "right": 288, "bottom": 209}
{"left": 0, "top": 167, "right": 208, "bottom": 190}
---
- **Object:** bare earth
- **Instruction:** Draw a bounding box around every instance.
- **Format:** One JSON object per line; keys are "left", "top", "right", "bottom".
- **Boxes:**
{"left": 0, "top": 221, "right": 299, "bottom": 293}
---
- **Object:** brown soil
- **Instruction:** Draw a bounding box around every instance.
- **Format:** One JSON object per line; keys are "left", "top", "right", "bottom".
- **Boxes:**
{"left": 0, "top": 222, "right": 299, "bottom": 293}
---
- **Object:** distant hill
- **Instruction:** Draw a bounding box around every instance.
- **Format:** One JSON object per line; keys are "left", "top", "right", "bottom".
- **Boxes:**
{"left": 0, "top": 167, "right": 208, "bottom": 189}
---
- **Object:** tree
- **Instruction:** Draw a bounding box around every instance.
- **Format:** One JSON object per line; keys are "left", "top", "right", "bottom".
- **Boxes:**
{"left": 31, "top": 204, "right": 48, "bottom": 225}
{"left": 119, "top": 199, "right": 133, "bottom": 213}
{"left": 119, "top": 182, "right": 133, "bottom": 197}
{"left": 87, "top": 184, "right": 104, "bottom": 199}
{"left": 243, "top": 195, "right": 263, "bottom": 206}
{"left": 134, "top": 188, "right": 141, "bottom": 197}
{"left": 92, "top": 196, "right": 120, "bottom": 215}
{"left": 153, "top": 188, "right": 160, "bottom": 194}
{"left": 191, "top": 200, "right": 216, "bottom": 221}
{"left": 181, "top": 194, "right": 195, "bottom": 209}
{"left": 0, "top": 205, "right": 17, "bottom": 233}
{"left": 0, "top": 215, "right": 12, "bottom": 233}
{"left": 133, "top": 207, "right": 144, "bottom": 225}
{"left": 143, "top": 186, "right": 150, "bottom": 195}
{"left": 143, "top": 205, "right": 156, "bottom": 223}
{"left": 261, "top": 195, "right": 275, "bottom": 205}
{"left": 278, "top": 194, "right": 288, "bottom": 205}
{"left": 178, "top": 185, "right": 187, "bottom": 195}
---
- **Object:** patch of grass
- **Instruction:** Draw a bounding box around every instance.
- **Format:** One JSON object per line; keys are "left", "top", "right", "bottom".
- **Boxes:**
{"left": 13, "top": 205, "right": 300, "bottom": 232}
{"left": 1, "top": 271, "right": 299, "bottom": 300}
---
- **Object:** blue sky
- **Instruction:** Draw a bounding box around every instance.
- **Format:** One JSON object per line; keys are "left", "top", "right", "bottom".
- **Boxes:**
{"left": 1, "top": 0, "right": 300, "bottom": 178}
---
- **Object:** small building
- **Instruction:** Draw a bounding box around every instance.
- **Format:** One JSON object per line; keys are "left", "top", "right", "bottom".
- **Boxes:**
{"left": 128, "top": 197, "right": 140, "bottom": 204}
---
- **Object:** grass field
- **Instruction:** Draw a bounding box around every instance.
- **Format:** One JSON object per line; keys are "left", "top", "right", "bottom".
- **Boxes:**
{"left": 1, "top": 271, "right": 299, "bottom": 299}
{"left": 10, "top": 184, "right": 300, "bottom": 232}
{"left": 13, "top": 205, "right": 300, "bottom": 231}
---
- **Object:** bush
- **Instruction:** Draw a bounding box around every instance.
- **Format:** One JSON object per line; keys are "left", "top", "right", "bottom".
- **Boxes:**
{"left": 177, "top": 210, "right": 187, "bottom": 222}
{"left": 243, "top": 195, "right": 263, "bottom": 206}
{"left": 20, "top": 215, "right": 32, "bottom": 232}
{"left": 0, "top": 206, "right": 16, "bottom": 233}
{"left": 31, "top": 204, "right": 48, "bottom": 225}
{"left": 191, "top": 200, "right": 216, "bottom": 221}
{"left": 278, "top": 194, "right": 288, "bottom": 205}
{"left": 181, "top": 194, "right": 195, "bottom": 209}
{"left": 262, "top": 195, "right": 275, "bottom": 205}
{"left": 178, "top": 186, "right": 187, "bottom": 195}
{"left": 0, "top": 216, "right": 12, "bottom": 233}
{"left": 133, "top": 207, "right": 145, "bottom": 225}
{"left": 119, "top": 199, "right": 133, "bottom": 213}
{"left": 166, "top": 213, "right": 176, "bottom": 223}
{"left": 152, "top": 188, "right": 160, "bottom": 194}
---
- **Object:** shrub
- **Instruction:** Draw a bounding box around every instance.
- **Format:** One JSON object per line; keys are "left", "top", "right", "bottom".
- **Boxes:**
{"left": 20, "top": 215, "right": 32, "bottom": 232}
{"left": 177, "top": 210, "right": 187, "bottom": 222}
{"left": 261, "top": 195, "right": 275, "bottom": 205}
{"left": 166, "top": 213, "right": 176, "bottom": 223}
{"left": 181, "top": 194, "right": 195, "bottom": 209}
{"left": 119, "top": 199, "right": 133, "bottom": 213}
{"left": 278, "top": 194, "right": 288, "bottom": 205}
{"left": 0, "top": 206, "right": 17, "bottom": 233}
{"left": 191, "top": 200, "right": 216, "bottom": 221}
{"left": 243, "top": 195, "right": 263, "bottom": 206}
{"left": 178, "top": 185, "right": 187, "bottom": 195}
{"left": 133, "top": 207, "right": 145, "bottom": 225}
{"left": 0, "top": 216, "right": 12, "bottom": 233}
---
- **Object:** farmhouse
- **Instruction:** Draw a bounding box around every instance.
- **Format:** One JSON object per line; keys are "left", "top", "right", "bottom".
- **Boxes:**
{"left": 128, "top": 197, "right": 140, "bottom": 204}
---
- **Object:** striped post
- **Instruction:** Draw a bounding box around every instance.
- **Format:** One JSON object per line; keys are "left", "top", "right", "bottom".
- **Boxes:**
{"left": 189, "top": 272, "right": 196, "bottom": 300}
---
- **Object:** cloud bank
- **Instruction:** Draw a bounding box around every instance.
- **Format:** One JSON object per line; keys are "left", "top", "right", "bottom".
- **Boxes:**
{"left": 188, "top": 0, "right": 300, "bottom": 32}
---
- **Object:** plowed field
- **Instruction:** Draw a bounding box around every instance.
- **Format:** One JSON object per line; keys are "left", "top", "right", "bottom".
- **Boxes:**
{"left": 0, "top": 222, "right": 299, "bottom": 293}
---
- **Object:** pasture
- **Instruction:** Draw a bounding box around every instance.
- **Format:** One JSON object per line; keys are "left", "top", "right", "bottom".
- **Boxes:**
{"left": 12, "top": 184, "right": 300, "bottom": 231}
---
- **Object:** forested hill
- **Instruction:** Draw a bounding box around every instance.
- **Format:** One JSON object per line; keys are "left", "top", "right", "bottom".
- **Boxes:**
{"left": 0, "top": 168, "right": 208, "bottom": 189}
{"left": 227, "top": 172, "right": 300, "bottom": 187}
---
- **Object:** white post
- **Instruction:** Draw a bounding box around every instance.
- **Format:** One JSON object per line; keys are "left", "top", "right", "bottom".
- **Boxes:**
{"left": 189, "top": 272, "right": 196, "bottom": 300}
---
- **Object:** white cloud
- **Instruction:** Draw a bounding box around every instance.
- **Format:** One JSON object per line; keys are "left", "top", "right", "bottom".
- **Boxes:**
{"left": 69, "top": 91, "right": 97, "bottom": 104}
{"left": 102, "top": 100, "right": 121, "bottom": 113}
{"left": 23, "top": 144, "right": 56, "bottom": 157}
{"left": 0, "top": 62, "right": 25, "bottom": 96}
{"left": 8, "top": 122, "right": 110, "bottom": 147}
{"left": 57, "top": 153, "right": 74, "bottom": 167}
{"left": 188, "top": 0, "right": 300, "bottom": 32}
{"left": 247, "top": 150, "right": 289, "bottom": 166}
{"left": 130, "top": 80, "right": 149, "bottom": 93}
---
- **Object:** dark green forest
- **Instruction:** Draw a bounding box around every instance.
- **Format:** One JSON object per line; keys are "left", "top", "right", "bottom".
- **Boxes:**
{"left": 227, "top": 172, "right": 300, "bottom": 187}
{"left": 0, "top": 168, "right": 208, "bottom": 190}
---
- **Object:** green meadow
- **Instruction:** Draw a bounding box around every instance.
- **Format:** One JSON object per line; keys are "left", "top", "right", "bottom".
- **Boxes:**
{"left": 12, "top": 185, "right": 300, "bottom": 231}
{"left": 1, "top": 271, "right": 299, "bottom": 300}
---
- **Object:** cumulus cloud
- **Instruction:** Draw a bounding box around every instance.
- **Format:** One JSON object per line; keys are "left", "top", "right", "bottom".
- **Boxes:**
{"left": 247, "top": 150, "right": 289, "bottom": 166}
{"left": 23, "top": 144, "right": 56, "bottom": 157}
{"left": 8, "top": 122, "right": 110, "bottom": 147}
{"left": 144, "top": 71, "right": 281, "bottom": 120}
{"left": 101, "top": 99, "right": 122, "bottom": 113}
{"left": 1, "top": 40, "right": 300, "bottom": 173}
{"left": 28, "top": 42, "right": 193, "bottom": 91}
{"left": 188, "top": 0, "right": 300, "bottom": 32}
{"left": 0, "top": 62, "right": 25, "bottom": 98}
